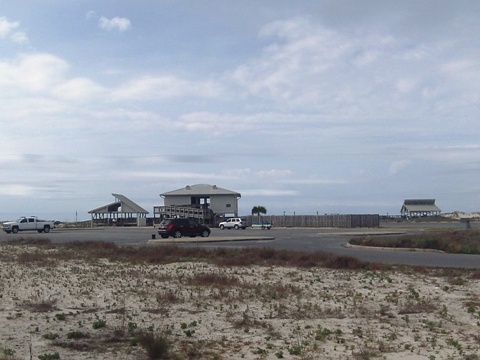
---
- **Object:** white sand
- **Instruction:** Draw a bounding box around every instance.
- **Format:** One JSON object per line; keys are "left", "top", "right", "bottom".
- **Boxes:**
{"left": 0, "top": 244, "right": 479, "bottom": 360}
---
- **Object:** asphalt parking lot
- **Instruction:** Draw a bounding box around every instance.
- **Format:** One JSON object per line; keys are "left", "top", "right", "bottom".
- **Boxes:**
{"left": 1, "top": 221, "right": 479, "bottom": 268}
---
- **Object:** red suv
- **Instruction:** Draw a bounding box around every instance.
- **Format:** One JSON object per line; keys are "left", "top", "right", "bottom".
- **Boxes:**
{"left": 158, "top": 218, "right": 211, "bottom": 239}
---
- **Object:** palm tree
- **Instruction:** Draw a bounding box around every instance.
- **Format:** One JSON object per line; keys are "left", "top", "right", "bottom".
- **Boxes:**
{"left": 251, "top": 206, "right": 267, "bottom": 222}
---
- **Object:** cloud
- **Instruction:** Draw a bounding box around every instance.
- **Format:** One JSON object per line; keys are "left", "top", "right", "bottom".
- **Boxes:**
{"left": 0, "top": 184, "right": 34, "bottom": 197}
{"left": 85, "top": 11, "right": 97, "bottom": 20}
{"left": 0, "top": 16, "right": 19, "bottom": 38}
{"left": 0, "top": 16, "right": 29, "bottom": 44}
{"left": 389, "top": 160, "right": 411, "bottom": 175}
{"left": 240, "top": 189, "right": 298, "bottom": 197}
{"left": 52, "top": 77, "right": 105, "bottom": 101}
{"left": 229, "top": 15, "right": 479, "bottom": 122}
{"left": 111, "top": 75, "right": 222, "bottom": 101}
{"left": 98, "top": 16, "right": 131, "bottom": 32}
{"left": 0, "top": 53, "right": 69, "bottom": 94}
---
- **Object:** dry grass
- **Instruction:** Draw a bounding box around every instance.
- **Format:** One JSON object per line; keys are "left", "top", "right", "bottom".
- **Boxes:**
{"left": 350, "top": 229, "right": 480, "bottom": 254}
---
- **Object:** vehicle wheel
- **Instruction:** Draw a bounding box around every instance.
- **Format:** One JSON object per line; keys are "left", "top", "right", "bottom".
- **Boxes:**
{"left": 12, "top": 227, "right": 18, "bottom": 234}
{"left": 161, "top": 235, "right": 168, "bottom": 239}
{"left": 173, "top": 230, "right": 182, "bottom": 238}
{"left": 234, "top": 224, "right": 239, "bottom": 230}
{"left": 44, "top": 226, "right": 50, "bottom": 233}
{"left": 242, "top": 227, "right": 246, "bottom": 230}
{"left": 201, "top": 230, "right": 210, "bottom": 237}
{"left": 220, "top": 225, "right": 225, "bottom": 230}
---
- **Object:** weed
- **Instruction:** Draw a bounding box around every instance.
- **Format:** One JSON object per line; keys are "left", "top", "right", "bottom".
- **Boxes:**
{"left": 66, "top": 331, "right": 88, "bottom": 339}
{"left": 183, "top": 329, "right": 195, "bottom": 337}
{"left": 127, "top": 321, "right": 137, "bottom": 333}
{"left": 256, "top": 347, "right": 267, "bottom": 355}
{"left": 42, "top": 332, "right": 59, "bottom": 340}
{"left": 137, "top": 331, "right": 174, "bottom": 360}
{"left": 288, "top": 344, "right": 302, "bottom": 355}
{"left": 315, "top": 326, "right": 332, "bottom": 341}
{"left": 92, "top": 319, "right": 106, "bottom": 329}
{"left": 38, "top": 353, "right": 60, "bottom": 360}
{"left": 2, "top": 348, "right": 15, "bottom": 358}
{"left": 54, "top": 313, "right": 66, "bottom": 321}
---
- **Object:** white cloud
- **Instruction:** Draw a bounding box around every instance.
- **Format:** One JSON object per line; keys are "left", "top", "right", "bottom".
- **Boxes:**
{"left": 222, "top": 168, "right": 294, "bottom": 180}
{"left": 0, "top": 53, "right": 69, "bottom": 93}
{"left": 111, "top": 75, "right": 221, "bottom": 100}
{"left": 98, "top": 16, "right": 131, "bottom": 32}
{"left": 0, "top": 16, "right": 19, "bottom": 38}
{"left": 0, "top": 184, "right": 34, "bottom": 197}
{"left": 175, "top": 112, "right": 252, "bottom": 135}
{"left": 241, "top": 189, "right": 298, "bottom": 197}
{"left": 0, "top": 16, "right": 28, "bottom": 44}
{"left": 52, "top": 77, "right": 105, "bottom": 101}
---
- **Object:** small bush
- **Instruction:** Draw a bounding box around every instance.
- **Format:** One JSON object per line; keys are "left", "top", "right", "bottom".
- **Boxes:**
{"left": 38, "top": 353, "right": 60, "bottom": 360}
{"left": 66, "top": 331, "right": 88, "bottom": 339}
{"left": 137, "top": 331, "right": 173, "bottom": 360}
{"left": 54, "top": 313, "right": 66, "bottom": 321}
{"left": 92, "top": 319, "right": 106, "bottom": 329}
{"left": 43, "top": 332, "right": 59, "bottom": 340}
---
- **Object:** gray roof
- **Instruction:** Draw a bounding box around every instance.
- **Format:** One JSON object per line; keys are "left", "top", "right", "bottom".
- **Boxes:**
{"left": 401, "top": 199, "right": 441, "bottom": 213}
{"left": 88, "top": 193, "right": 149, "bottom": 214}
{"left": 161, "top": 184, "right": 241, "bottom": 197}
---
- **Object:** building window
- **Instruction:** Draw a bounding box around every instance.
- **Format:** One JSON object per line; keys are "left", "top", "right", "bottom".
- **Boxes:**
{"left": 226, "top": 204, "right": 231, "bottom": 208}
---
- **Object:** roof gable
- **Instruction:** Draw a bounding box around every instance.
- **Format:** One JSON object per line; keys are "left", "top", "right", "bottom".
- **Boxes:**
{"left": 89, "top": 193, "right": 149, "bottom": 214}
{"left": 401, "top": 199, "right": 441, "bottom": 213}
{"left": 161, "top": 184, "right": 241, "bottom": 197}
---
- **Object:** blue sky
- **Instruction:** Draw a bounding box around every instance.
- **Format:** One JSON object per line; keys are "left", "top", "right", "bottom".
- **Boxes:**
{"left": 1, "top": 1, "right": 479, "bottom": 221}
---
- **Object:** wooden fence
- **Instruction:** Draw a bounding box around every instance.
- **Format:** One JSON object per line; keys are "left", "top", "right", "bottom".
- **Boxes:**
{"left": 246, "top": 214, "right": 379, "bottom": 228}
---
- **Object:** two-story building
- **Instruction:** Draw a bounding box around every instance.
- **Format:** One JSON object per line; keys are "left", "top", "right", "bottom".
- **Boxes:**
{"left": 153, "top": 184, "right": 241, "bottom": 226}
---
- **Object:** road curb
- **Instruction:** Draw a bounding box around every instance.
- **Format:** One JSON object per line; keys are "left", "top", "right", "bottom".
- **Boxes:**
{"left": 344, "top": 242, "right": 445, "bottom": 253}
{"left": 148, "top": 235, "right": 275, "bottom": 244}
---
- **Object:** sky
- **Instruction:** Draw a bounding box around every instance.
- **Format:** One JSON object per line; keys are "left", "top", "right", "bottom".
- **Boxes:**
{"left": 1, "top": 1, "right": 479, "bottom": 221}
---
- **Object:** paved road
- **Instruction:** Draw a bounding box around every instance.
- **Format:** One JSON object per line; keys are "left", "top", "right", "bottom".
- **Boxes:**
{"left": 1, "top": 222, "right": 479, "bottom": 269}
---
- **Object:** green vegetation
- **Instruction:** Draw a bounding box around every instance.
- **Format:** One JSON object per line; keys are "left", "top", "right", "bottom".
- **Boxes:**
{"left": 251, "top": 205, "right": 267, "bottom": 217}
{"left": 38, "top": 353, "right": 60, "bottom": 360}
{"left": 350, "top": 230, "right": 480, "bottom": 254}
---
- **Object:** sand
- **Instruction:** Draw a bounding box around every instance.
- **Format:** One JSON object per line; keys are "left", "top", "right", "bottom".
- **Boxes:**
{"left": 0, "top": 244, "right": 479, "bottom": 360}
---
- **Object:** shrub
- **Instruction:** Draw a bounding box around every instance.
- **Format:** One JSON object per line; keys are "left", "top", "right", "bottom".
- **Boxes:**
{"left": 137, "top": 331, "right": 173, "bottom": 360}
{"left": 92, "top": 319, "right": 106, "bottom": 329}
{"left": 38, "top": 353, "right": 60, "bottom": 360}
{"left": 43, "top": 332, "right": 59, "bottom": 340}
{"left": 66, "top": 331, "right": 88, "bottom": 339}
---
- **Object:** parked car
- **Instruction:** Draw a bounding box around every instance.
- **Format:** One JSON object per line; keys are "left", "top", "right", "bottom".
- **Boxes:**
{"left": 251, "top": 221, "right": 272, "bottom": 230}
{"left": 158, "top": 218, "right": 210, "bottom": 239}
{"left": 218, "top": 218, "right": 247, "bottom": 230}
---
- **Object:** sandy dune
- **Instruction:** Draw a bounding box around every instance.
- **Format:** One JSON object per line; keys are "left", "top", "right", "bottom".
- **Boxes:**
{"left": 0, "top": 244, "right": 479, "bottom": 359}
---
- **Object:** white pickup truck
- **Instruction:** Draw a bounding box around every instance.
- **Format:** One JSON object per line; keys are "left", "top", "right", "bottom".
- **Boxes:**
{"left": 3, "top": 216, "right": 55, "bottom": 234}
